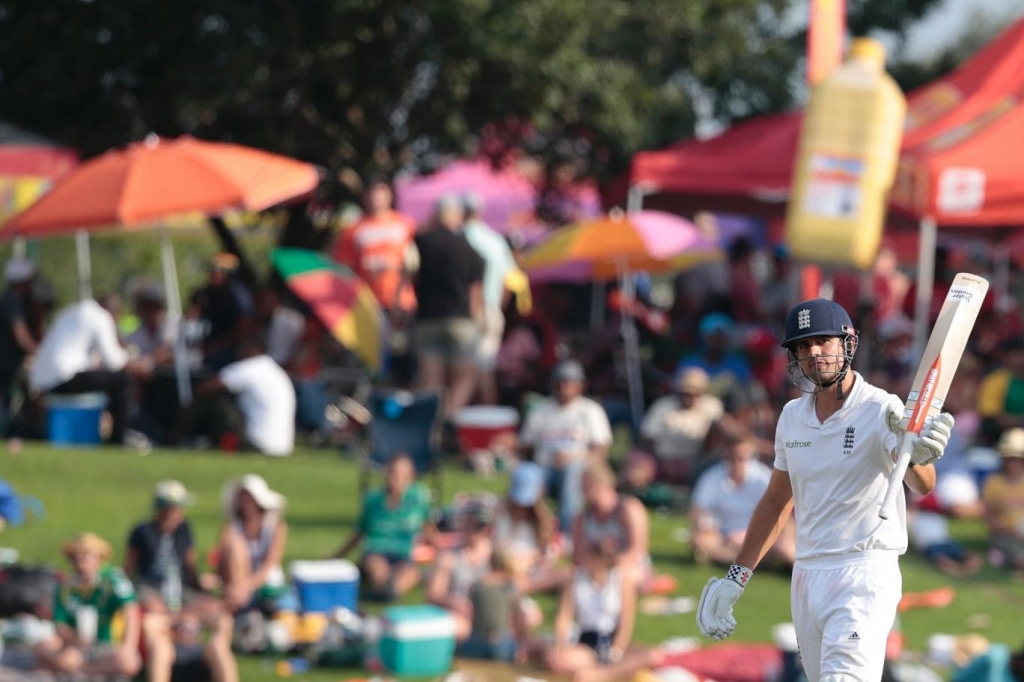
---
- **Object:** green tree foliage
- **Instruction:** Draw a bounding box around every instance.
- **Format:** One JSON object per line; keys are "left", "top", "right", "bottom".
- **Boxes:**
{"left": 0, "top": 0, "right": 937, "bottom": 185}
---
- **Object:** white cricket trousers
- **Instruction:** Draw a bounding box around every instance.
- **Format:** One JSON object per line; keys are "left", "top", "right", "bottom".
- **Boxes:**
{"left": 791, "top": 550, "right": 902, "bottom": 682}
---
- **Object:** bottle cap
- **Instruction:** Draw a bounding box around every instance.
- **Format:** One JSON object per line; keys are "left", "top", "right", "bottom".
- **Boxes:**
{"left": 849, "top": 38, "right": 886, "bottom": 67}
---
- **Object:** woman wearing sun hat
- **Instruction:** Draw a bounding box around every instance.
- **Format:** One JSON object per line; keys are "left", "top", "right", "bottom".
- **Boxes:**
{"left": 215, "top": 474, "right": 288, "bottom": 613}
{"left": 982, "top": 429, "right": 1024, "bottom": 572}
{"left": 34, "top": 532, "right": 142, "bottom": 679}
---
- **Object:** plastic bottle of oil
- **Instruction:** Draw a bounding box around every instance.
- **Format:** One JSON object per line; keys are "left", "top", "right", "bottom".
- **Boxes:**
{"left": 785, "top": 38, "right": 906, "bottom": 270}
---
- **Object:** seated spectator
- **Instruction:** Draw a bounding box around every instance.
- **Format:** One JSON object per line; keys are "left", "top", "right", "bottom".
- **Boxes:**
{"left": 216, "top": 475, "right": 288, "bottom": 614}
{"left": 28, "top": 296, "right": 151, "bottom": 446}
{"left": 186, "top": 337, "right": 296, "bottom": 456}
{"left": 0, "top": 258, "right": 41, "bottom": 411}
{"left": 676, "top": 313, "right": 752, "bottom": 403}
{"left": 332, "top": 452, "right": 434, "bottom": 601}
{"left": 618, "top": 450, "right": 681, "bottom": 511}
{"left": 34, "top": 533, "right": 142, "bottom": 679}
{"left": 908, "top": 507, "right": 982, "bottom": 578}
{"left": 493, "top": 462, "right": 570, "bottom": 595}
{"left": 188, "top": 253, "right": 255, "bottom": 372}
{"left": 124, "top": 283, "right": 173, "bottom": 360}
{"left": 637, "top": 367, "right": 723, "bottom": 485}
{"left": 977, "top": 338, "right": 1024, "bottom": 440}
{"left": 426, "top": 503, "right": 495, "bottom": 640}
{"left": 456, "top": 549, "right": 530, "bottom": 664}
{"left": 690, "top": 429, "right": 795, "bottom": 568}
{"left": 542, "top": 539, "right": 661, "bottom": 682}
{"left": 0, "top": 477, "right": 24, "bottom": 533}
{"left": 982, "top": 429, "right": 1024, "bottom": 573}
{"left": 125, "top": 481, "right": 237, "bottom": 682}
{"left": 572, "top": 461, "right": 650, "bottom": 584}
{"left": 519, "top": 360, "right": 613, "bottom": 531}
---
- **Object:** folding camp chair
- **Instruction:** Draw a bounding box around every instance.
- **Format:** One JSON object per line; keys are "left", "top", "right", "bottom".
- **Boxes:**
{"left": 357, "top": 388, "right": 445, "bottom": 501}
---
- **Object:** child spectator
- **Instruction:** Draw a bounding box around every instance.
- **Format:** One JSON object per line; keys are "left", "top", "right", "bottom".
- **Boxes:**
{"left": 908, "top": 507, "right": 983, "bottom": 578}
{"left": 34, "top": 533, "right": 142, "bottom": 679}
{"left": 455, "top": 549, "right": 529, "bottom": 663}
{"left": 426, "top": 502, "right": 494, "bottom": 641}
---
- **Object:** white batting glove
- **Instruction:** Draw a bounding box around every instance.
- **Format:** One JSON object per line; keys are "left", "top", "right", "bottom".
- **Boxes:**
{"left": 885, "top": 403, "right": 954, "bottom": 466}
{"left": 696, "top": 564, "right": 751, "bottom": 640}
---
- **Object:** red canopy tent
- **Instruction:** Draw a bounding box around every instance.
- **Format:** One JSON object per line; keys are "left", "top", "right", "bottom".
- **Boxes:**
{"left": 628, "top": 18, "right": 1024, "bottom": 217}
{"left": 629, "top": 19, "right": 1024, "bottom": 357}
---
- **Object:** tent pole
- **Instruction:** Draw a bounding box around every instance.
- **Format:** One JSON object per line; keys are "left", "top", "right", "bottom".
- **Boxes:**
{"left": 12, "top": 237, "right": 26, "bottom": 259}
{"left": 994, "top": 242, "right": 1010, "bottom": 301}
{"left": 618, "top": 260, "right": 644, "bottom": 433}
{"left": 75, "top": 229, "right": 92, "bottom": 300}
{"left": 160, "top": 229, "right": 192, "bottom": 406}
{"left": 912, "top": 216, "right": 937, "bottom": 367}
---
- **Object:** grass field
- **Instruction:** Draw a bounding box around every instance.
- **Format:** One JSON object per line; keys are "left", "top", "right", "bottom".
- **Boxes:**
{"left": 2, "top": 442, "right": 1023, "bottom": 681}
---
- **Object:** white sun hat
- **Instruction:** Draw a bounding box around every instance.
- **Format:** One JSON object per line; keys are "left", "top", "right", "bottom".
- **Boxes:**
{"left": 222, "top": 473, "right": 286, "bottom": 517}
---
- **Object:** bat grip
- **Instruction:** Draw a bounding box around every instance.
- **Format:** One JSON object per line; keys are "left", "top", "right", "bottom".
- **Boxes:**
{"left": 879, "top": 435, "right": 916, "bottom": 520}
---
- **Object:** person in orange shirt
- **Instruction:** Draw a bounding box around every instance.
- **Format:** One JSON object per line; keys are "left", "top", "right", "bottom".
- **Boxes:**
{"left": 331, "top": 178, "right": 417, "bottom": 317}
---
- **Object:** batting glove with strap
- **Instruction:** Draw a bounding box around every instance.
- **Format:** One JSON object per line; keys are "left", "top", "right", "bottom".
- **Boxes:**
{"left": 885, "top": 404, "right": 955, "bottom": 466}
{"left": 696, "top": 563, "right": 752, "bottom": 641}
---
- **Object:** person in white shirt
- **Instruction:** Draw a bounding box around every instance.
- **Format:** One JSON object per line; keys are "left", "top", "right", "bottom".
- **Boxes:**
{"left": 519, "top": 360, "right": 613, "bottom": 532}
{"left": 30, "top": 297, "right": 150, "bottom": 445}
{"left": 690, "top": 429, "right": 794, "bottom": 568}
{"left": 188, "top": 338, "right": 296, "bottom": 456}
{"left": 461, "top": 193, "right": 515, "bottom": 405}
{"left": 697, "top": 298, "right": 954, "bottom": 682}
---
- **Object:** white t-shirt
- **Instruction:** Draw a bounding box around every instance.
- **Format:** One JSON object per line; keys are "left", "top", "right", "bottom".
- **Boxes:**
{"left": 640, "top": 394, "right": 723, "bottom": 459}
{"left": 691, "top": 460, "right": 773, "bottom": 534}
{"left": 219, "top": 355, "right": 296, "bottom": 456}
{"left": 30, "top": 300, "right": 129, "bottom": 392}
{"left": 774, "top": 372, "right": 905, "bottom": 561}
{"left": 519, "top": 396, "right": 613, "bottom": 468}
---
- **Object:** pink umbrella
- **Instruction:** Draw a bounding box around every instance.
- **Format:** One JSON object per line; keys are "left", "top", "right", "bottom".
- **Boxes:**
{"left": 521, "top": 209, "right": 724, "bottom": 282}
{"left": 394, "top": 159, "right": 601, "bottom": 236}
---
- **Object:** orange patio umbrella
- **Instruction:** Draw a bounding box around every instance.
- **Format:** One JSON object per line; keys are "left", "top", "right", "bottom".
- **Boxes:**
{"left": 1, "top": 135, "right": 320, "bottom": 404}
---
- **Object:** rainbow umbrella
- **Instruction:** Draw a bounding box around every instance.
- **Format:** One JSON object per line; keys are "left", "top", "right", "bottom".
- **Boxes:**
{"left": 271, "top": 248, "right": 386, "bottom": 373}
{"left": 520, "top": 209, "right": 723, "bottom": 282}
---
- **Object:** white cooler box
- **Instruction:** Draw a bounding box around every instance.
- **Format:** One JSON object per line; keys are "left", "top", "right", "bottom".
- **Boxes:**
{"left": 289, "top": 560, "right": 359, "bottom": 614}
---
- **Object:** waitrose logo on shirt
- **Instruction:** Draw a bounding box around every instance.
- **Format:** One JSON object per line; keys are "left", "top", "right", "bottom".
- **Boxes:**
{"left": 786, "top": 440, "right": 812, "bottom": 448}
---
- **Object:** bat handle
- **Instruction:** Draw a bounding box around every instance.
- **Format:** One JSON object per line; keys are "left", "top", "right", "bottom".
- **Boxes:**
{"left": 879, "top": 436, "right": 916, "bottom": 520}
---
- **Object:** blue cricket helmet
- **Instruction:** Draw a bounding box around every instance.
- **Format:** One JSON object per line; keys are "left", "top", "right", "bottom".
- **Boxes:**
{"left": 782, "top": 298, "right": 856, "bottom": 349}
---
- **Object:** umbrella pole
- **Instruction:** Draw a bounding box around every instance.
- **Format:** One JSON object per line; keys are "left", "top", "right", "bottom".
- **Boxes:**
{"left": 75, "top": 229, "right": 93, "bottom": 300}
{"left": 160, "top": 229, "right": 192, "bottom": 406}
{"left": 911, "top": 216, "right": 937, "bottom": 367}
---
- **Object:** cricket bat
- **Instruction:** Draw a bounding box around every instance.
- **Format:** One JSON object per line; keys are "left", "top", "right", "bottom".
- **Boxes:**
{"left": 878, "top": 272, "right": 989, "bottom": 520}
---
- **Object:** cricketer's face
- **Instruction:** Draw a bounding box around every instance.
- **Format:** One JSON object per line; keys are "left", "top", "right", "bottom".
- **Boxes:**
{"left": 794, "top": 335, "right": 845, "bottom": 387}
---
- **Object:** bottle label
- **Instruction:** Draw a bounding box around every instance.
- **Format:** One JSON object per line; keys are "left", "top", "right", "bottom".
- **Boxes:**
{"left": 803, "top": 154, "right": 864, "bottom": 220}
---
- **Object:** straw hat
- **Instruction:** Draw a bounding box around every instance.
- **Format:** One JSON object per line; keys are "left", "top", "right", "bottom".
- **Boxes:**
{"left": 996, "top": 428, "right": 1024, "bottom": 459}
{"left": 62, "top": 532, "right": 113, "bottom": 561}
{"left": 222, "top": 474, "right": 285, "bottom": 517}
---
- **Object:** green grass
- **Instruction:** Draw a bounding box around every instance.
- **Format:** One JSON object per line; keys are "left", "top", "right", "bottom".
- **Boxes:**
{"left": 3, "top": 443, "right": 1024, "bottom": 681}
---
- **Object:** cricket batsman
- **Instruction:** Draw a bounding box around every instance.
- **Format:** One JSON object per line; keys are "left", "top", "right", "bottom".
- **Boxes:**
{"left": 696, "top": 299, "right": 955, "bottom": 682}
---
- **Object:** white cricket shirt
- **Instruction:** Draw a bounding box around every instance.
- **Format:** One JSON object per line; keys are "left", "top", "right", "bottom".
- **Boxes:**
{"left": 219, "top": 354, "right": 296, "bottom": 457}
{"left": 774, "top": 372, "right": 906, "bottom": 560}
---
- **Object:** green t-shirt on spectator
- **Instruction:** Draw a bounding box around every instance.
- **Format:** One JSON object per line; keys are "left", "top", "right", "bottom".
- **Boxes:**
{"left": 359, "top": 483, "right": 431, "bottom": 560}
{"left": 53, "top": 566, "right": 137, "bottom": 644}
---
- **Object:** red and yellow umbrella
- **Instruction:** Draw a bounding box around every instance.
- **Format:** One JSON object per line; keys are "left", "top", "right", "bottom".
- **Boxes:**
{"left": 271, "top": 248, "right": 386, "bottom": 373}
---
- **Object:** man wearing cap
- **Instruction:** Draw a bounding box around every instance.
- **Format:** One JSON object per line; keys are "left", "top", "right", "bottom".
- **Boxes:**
{"left": 638, "top": 367, "right": 724, "bottom": 486}
{"left": 34, "top": 533, "right": 143, "bottom": 679}
{"left": 982, "top": 428, "right": 1024, "bottom": 572}
{"left": 126, "top": 481, "right": 238, "bottom": 682}
{"left": 188, "top": 253, "right": 255, "bottom": 372}
{"left": 697, "top": 298, "right": 955, "bottom": 682}
{"left": 461, "top": 193, "right": 515, "bottom": 405}
{"left": 519, "top": 360, "right": 613, "bottom": 532}
{"left": 0, "top": 257, "right": 40, "bottom": 406}
{"left": 411, "top": 195, "right": 485, "bottom": 420}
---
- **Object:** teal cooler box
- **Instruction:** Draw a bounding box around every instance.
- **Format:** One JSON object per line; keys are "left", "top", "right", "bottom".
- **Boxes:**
{"left": 44, "top": 393, "right": 108, "bottom": 446}
{"left": 289, "top": 560, "right": 359, "bottom": 613}
{"left": 379, "top": 605, "right": 455, "bottom": 676}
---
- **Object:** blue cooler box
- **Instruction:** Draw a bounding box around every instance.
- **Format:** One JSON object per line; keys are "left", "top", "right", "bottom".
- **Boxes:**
{"left": 379, "top": 605, "right": 455, "bottom": 676}
{"left": 289, "top": 560, "right": 359, "bottom": 613}
{"left": 44, "top": 393, "right": 108, "bottom": 446}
